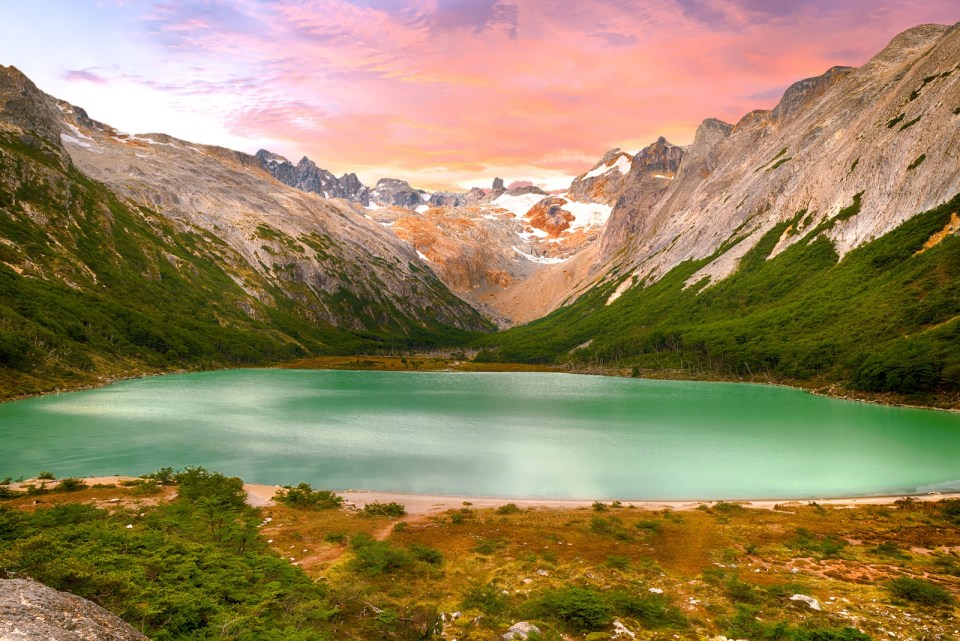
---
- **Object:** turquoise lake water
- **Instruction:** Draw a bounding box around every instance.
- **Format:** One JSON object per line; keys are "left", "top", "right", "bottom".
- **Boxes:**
{"left": 2, "top": 369, "right": 959, "bottom": 499}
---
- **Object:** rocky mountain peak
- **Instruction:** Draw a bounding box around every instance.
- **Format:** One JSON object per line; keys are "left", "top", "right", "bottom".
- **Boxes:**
{"left": 771, "top": 65, "right": 854, "bottom": 123}
{"left": 257, "top": 149, "right": 370, "bottom": 205}
{"left": 492, "top": 176, "right": 505, "bottom": 191}
{"left": 370, "top": 178, "right": 424, "bottom": 208}
{"left": 632, "top": 136, "right": 684, "bottom": 174}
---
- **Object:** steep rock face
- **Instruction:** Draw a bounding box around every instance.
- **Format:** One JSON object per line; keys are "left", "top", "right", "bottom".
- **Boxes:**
{"left": 256, "top": 150, "right": 370, "bottom": 205}
{"left": 567, "top": 148, "right": 634, "bottom": 205}
{"left": 595, "top": 23, "right": 960, "bottom": 292}
{"left": 597, "top": 137, "right": 685, "bottom": 264}
{"left": 524, "top": 196, "right": 574, "bottom": 237}
{"left": 370, "top": 178, "right": 425, "bottom": 208}
{"left": 0, "top": 578, "right": 149, "bottom": 641}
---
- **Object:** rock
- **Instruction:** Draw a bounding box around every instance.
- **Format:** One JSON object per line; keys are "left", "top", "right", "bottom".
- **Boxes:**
{"left": 492, "top": 177, "right": 505, "bottom": 192}
{"left": 502, "top": 621, "right": 541, "bottom": 640}
{"left": 612, "top": 619, "right": 636, "bottom": 638}
{"left": 0, "top": 578, "right": 150, "bottom": 640}
{"left": 256, "top": 150, "right": 370, "bottom": 205}
{"left": 648, "top": 587, "right": 664, "bottom": 594}
{"left": 790, "top": 593, "right": 821, "bottom": 611}
{"left": 369, "top": 178, "right": 424, "bottom": 209}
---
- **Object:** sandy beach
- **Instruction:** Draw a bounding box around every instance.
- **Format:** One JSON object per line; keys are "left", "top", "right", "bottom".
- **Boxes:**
{"left": 243, "top": 483, "right": 960, "bottom": 515}
{"left": 12, "top": 476, "right": 958, "bottom": 515}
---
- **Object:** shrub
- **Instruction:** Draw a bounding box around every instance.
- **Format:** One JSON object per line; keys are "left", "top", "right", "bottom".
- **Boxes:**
{"left": 607, "top": 590, "right": 687, "bottom": 629}
{"left": 130, "top": 481, "right": 162, "bottom": 496}
{"left": 349, "top": 534, "right": 412, "bottom": 575}
{"left": 496, "top": 503, "right": 522, "bottom": 515}
{"left": 590, "top": 516, "right": 633, "bottom": 541}
{"left": 527, "top": 587, "right": 612, "bottom": 632}
{"left": 274, "top": 483, "right": 343, "bottom": 510}
{"left": 55, "top": 478, "right": 87, "bottom": 492}
{"left": 787, "top": 528, "right": 846, "bottom": 558}
{"left": 592, "top": 501, "right": 607, "bottom": 512}
{"left": 323, "top": 532, "right": 347, "bottom": 544}
{"left": 461, "top": 582, "right": 509, "bottom": 615}
{"left": 408, "top": 543, "right": 443, "bottom": 565}
{"left": 143, "top": 467, "right": 176, "bottom": 485}
{"left": 605, "top": 555, "right": 630, "bottom": 570}
{"left": 887, "top": 577, "right": 953, "bottom": 605}
{"left": 174, "top": 467, "right": 246, "bottom": 509}
{"left": 37, "top": 471, "right": 55, "bottom": 480}
{"left": 472, "top": 537, "right": 506, "bottom": 555}
{"left": 360, "top": 501, "right": 406, "bottom": 518}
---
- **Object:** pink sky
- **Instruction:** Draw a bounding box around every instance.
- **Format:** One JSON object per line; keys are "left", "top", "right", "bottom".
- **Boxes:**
{"left": 1, "top": 1, "right": 958, "bottom": 190}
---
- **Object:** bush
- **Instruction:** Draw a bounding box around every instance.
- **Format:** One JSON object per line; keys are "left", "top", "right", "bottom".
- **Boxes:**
{"left": 360, "top": 501, "right": 406, "bottom": 518}
{"left": 526, "top": 587, "right": 612, "bottom": 632}
{"left": 607, "top": 590, "right": 687, "bottom": 629}
{"left": 605, "top": 555, "right": 630, "bottom": 570}
{"left": 472, "top": 537, "right": 506, "bottom": 555}
{"left": 408, "top": 543, "right": 443, "bottom": 565}
{"left": 37, "top": 471, "right": 55, "bottom": 480}
{"left": 130, "top": 481, "right": 162, "bottom": 496}
{"left": 174, "top": 467, "right": 246, "bottom": 509}
{"left": 461, "top": 582, "right": 509, "bottom": 615}
{"left": 55, "top": 478, "right": 87, "bottom": 492}
{"left": 496, "top": 503, "right": 522, "bottom": 515}
{"left": 274, "top": 483, "right": 343, "bottom": 510}
{"left": 888, "top": 577, "right": 953, "bottom": 605}
{"left": 348, "top": 534, "right": 412, "bottom": 575}
{"left": 787, "top": 528, "right": 846, "bottom": 558}
{"left": 590, "top": 516, "right": 633, "bottom": 541}
{"left": 323, "top": 532, "right": 347, "bottom": 544}
{"left": 143, "top": 467, "right": 176, "bottom": 485}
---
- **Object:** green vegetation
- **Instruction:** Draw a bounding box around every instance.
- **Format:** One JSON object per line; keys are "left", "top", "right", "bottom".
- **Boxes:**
{"left": 2, "top": 469, "right": 959, "bottom": 639}
{"left": 900, "top": 115, "right": 922, "bottom": 130}
{"left": 477, "top": 194, "right": 960, "bottom": 401}
{"left": 886, "top": 113, "right": 905, "bottom": 128}
{"left": 273, "top": 483, "right": 343, "bottom": 510}
{"left": 887, "top": 577, "right": 954, "bottom": 605}
{"left": 907, "top": 153, "right": 926, "bottom": 170}
{"left": 360, "top": 501, "right": 407, "bottom": 518}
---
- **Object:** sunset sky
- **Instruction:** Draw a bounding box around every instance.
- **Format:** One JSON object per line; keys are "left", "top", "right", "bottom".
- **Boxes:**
{"left": 1, "top": 1, "right": 957, "bottom": 190}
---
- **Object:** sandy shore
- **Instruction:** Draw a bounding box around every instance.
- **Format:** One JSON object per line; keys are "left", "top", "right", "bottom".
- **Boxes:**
{"left": 12, "top": 476, "right": 957, "bottom": 516}
{"left": 244, "top": 483, "right": 960, "bottom": 515}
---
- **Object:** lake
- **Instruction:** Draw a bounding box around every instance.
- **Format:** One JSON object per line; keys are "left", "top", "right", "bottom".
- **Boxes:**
{"left": 2, "top": 369, "right": 959, "bottom": 500}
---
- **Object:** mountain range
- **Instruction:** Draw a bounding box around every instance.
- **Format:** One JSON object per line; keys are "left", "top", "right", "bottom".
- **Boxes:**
{"left": 0, "top": 22, "right": 958, "bottom": 405}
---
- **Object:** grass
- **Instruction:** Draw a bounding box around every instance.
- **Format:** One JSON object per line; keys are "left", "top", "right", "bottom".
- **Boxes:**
{"left": 2, "top": 471, "right": 959, "bottom": 640}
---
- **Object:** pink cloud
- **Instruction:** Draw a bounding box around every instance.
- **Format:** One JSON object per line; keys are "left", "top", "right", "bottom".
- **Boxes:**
{"left": 63, "top": 69, "right": 110, "bottom": 84}
{"left": 132, "top": 0, "right": 960, "bottom": 188}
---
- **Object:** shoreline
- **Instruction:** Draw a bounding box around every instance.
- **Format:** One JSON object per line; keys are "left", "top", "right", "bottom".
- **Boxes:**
{"left": 3, "top": 356, "right": 958, "bottom": 412}
{"left": 13, "top": 476, "right": 959, "bottom": 516}
{"left": 246, "top": 485, "right": 960, "bottom": 515}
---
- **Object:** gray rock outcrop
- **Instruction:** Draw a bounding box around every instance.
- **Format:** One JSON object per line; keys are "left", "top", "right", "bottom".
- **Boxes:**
{"left": 369, "top": 178, "right": 425, "bottom": 208}
{"left": 501, "top": 621, "right": 541, "bottom": 640}
{"left": 256, "top": 149, "right": 370, "bottom": 205}
{"left": 0, "top": 578, "right": 149, "bottom": 641}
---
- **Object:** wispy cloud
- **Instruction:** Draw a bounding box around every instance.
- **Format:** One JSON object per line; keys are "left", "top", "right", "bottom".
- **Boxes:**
{"left": 33, "top": 1, "right": 960, "bottom": 188}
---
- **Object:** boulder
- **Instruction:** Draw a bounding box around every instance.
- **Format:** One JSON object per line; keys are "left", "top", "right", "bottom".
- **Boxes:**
{"left": 0, "top": 578, "right": 149, "bottom": 640}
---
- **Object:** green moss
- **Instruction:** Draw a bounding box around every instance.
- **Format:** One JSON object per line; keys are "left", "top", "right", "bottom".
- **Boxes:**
{"left": 900, "top": 115, "right": 922, "bottom": 131}
{"left": 886, "top": 113, "right": 905, "bottom": 128}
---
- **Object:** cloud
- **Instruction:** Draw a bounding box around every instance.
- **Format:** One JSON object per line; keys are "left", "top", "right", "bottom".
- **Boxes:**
{"left": 63, "top": 69, "right": 110, "bottom": 84}
{"left": 114, "top": 0, "right": 960, "bottom": 189}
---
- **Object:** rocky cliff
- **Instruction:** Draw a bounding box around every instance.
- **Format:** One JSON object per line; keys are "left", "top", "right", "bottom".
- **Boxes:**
{"left": 594, "top": 23, "right": 960, "bottom": 292}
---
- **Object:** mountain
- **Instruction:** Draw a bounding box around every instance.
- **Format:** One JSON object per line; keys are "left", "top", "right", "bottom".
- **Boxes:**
{"left": 256, "top": 150, "right": 370, "bottom": 205}
{"left": 0, "top": 65, "right": 489, "bottom": 398}
{"left": 479, "top": 23, "right": 960, "bottom": 404}
{"left": 2, "top": 21, "right": 959, "bottom": 403}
